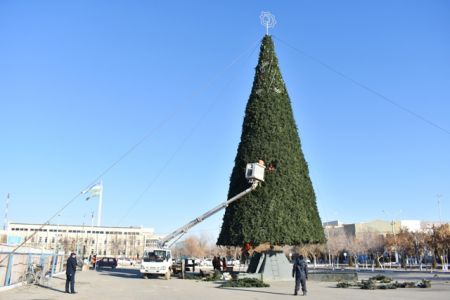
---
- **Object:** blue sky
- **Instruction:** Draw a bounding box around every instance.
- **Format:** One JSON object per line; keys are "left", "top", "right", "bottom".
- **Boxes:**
{"left": 1, "top": 1, "right": 449, "bottom": 239}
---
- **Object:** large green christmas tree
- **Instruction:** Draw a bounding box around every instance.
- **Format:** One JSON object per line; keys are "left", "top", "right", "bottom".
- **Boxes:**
{"left": 217, "top": 36, "right": 325, "bottom": 246}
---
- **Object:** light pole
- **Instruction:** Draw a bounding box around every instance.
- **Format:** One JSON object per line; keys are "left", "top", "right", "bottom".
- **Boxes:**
{"left": 436, "top": 194, "right": 443, "bottom": 223}
{"left": 324, "top": 212, "right": 338, "bottom": 269}
{"left": 82, "top": 214, "right": 86, "bottom": 258}
{"left": 382, "top": 210, "right": 402, "bottom": 265}
{"left": 90, "top": 211, "right": 94, "bottom": 255}
{"left": 55, "top": 214, "right": 61, "bottom": 251}
{"left": 326, "top": 225, "right": 332, "bottom": 268}
{"left": 51, "top": 214, "right": 61, "bottom": 276}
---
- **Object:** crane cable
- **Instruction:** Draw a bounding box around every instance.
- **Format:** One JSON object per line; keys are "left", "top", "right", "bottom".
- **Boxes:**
{"left": 0, "top": 38, "right": 261, "bottom": 264}
{"left": 273, "top": 35, "right": 450, "bottom": 136}
{"left": 116, "top": 41, "right": 260, "bottom": 226}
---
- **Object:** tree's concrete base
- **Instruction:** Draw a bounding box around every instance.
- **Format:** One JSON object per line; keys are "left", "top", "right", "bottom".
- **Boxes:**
{"left": 238, "top": 250, "right": 292, "bottom": 281}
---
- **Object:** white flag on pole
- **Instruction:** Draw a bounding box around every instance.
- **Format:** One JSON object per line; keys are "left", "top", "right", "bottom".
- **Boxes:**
{"left": 82, "top": 183, "right": 102, "bottom": 200}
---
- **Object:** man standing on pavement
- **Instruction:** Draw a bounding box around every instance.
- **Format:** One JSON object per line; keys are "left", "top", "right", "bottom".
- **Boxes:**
{"left": 66, "top": 253, "right": 78, "bottom": 294}
{"left": 292, "top": 254, "right": 308, "bottom": 296}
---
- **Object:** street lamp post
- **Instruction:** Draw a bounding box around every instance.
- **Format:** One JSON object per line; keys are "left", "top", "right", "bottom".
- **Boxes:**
{"left": 436, "top": 194, "right": 443, "bottom": 223}
{"left": 56, "top": 214, "right": 60, "bottom": 251}
{"left": 382, "top": 210, "right": 402, "bottom": 265}
{"left": 326, "top": 226, "right": 332, "bottom": 268}
{"left": 51, "top": 214, "right": 61, "bottom": 276}
{"left": 82, "top": 214, "right": 86, "bottom": 258}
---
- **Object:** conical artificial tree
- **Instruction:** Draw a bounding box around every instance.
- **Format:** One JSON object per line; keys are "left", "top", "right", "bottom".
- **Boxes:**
{"left": 217, "top": 35, "right": 325, "bottom": 246}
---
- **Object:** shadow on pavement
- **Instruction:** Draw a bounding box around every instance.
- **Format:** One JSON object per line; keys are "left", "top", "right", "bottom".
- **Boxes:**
{"left": 36, "top": 284, "right": 67, "bottom": 294}
{"left": 96, "top": 268, "right": 141, "bottom": 279}
{"left": 220, "top": 287, "right": 293, "bottom": 296}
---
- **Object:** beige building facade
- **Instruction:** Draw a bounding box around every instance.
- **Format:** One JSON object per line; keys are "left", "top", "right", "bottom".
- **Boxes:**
{"left": 6, "top": 222, "right": 162, "bottom": 258}
{"left": 324, "top": 219, "right": 448, "bottom": 238}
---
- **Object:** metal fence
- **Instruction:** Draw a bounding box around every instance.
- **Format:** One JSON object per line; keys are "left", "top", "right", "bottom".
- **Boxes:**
{"left": 0, "top": 246, "right": 66, "bottom": 288}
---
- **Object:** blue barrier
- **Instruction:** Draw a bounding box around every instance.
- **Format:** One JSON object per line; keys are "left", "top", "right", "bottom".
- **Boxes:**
{"left": 0, "top": 251, "right": 66, "bottom": 288}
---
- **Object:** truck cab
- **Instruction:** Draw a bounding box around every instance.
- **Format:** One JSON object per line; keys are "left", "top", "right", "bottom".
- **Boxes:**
{"left": 140, "top": 249, "right": 172, "bottom": 279}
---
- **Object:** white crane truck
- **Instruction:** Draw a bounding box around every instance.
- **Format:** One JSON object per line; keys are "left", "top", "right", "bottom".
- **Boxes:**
{"left": 140, "top": 161, "right": 266, "bottom": 279}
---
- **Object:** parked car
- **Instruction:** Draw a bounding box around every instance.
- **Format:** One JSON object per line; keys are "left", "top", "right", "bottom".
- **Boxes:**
{"left": 199, "top": 259, "right": 213, "bottom": 267}
{"left": 228, "top": 259, "right": 240, "bottom": 266}
{"left": 96, "top": 257, "right": 117, "bottom": 269}
{"left": 118, "top": 257, "right": 135, "bottom": 266}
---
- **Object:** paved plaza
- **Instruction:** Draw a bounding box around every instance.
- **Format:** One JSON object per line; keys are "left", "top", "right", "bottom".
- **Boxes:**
{"left": 1, "top": 268, "right": 450, "bottom": 300}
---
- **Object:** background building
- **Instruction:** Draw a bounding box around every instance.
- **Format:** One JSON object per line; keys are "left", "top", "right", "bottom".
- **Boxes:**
{"left": 5, "top": 222, "right": 162, "bottom": 258}
{"left": 324, "top": 219, "right": 448, "bottom": 238}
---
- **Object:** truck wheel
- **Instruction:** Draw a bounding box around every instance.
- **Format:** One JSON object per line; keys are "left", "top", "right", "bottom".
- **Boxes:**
{"left": 143, "top": 274, "right": 148, "bottom": 279}
{"left": 165, "top": 271, "right": 171, "bottom": 280}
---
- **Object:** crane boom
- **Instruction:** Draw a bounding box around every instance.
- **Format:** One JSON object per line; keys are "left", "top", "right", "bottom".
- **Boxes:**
{"left": 159, "top": 161, "right": 266, "bottom": 248}
{"left": 140, "top": 162, "right": 265, "bottom": 279}
{"left": 160, "top": 181, "right": 259, "bottom": 247}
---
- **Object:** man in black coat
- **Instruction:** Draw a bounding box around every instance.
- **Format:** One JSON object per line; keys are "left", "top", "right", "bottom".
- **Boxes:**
{"left": 66, "top": 253, "right": 77, "bottom": 294}
{"left": 292, "top": 254, "right": 308, "bottom": 296}
{"left": 212, "top": 256, "right": 221, "bottom": 271}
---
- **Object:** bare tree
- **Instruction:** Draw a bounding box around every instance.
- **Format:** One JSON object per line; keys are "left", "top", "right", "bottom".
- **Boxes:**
{"left": 354, "top": 232, "right": 385, "bottom": 268}
{"left": 61, "top": 237, "right": 77, "bottom": 254}
{"left": 177, "top": 236, "right": 207, "bottom": 258}
{"left": 326, "top": 228, "right": 351, "bottom": 267}
{"left": 427, "top": 224, "right": 450, "bottom": 270}
{"left": 411, "top": 231, "right": 427, "bottom": 269}
{"left": 109, "top": 234, "right": 121, "bottom": 256}
{"left": 296, "top": 244, "right": 326, "bottom": 267}
{"left": 346, "top": 236, "right": 363, "bottom": 267}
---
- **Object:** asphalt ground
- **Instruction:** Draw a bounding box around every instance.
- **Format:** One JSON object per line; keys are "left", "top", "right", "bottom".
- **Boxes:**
{"left": 1, "top": 267, "right": 450, "bottom": 300}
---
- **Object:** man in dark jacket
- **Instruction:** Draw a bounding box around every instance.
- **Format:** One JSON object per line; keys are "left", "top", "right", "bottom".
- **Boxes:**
{"left": 292, "top": 254, "right": 308, "bottom": 296}
{"left": 66, "top": 253, "right": 77, "bottom": 294}
{"left": 212, "top": 256, "right": 221, "bottom": 271}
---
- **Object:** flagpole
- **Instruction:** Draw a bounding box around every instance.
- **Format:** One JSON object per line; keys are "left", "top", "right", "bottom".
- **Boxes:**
{"left": 97, "top": 180, "right": 103, "bottom": 226}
